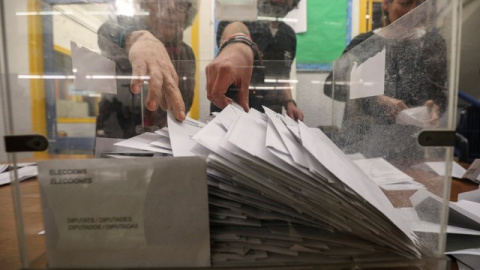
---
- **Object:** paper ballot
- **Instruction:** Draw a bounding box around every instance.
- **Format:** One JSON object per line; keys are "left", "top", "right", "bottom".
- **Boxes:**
{"left": 71, "top": 41, "right": 117, "bottom": 94}
{"left": 114, "top": 132, "right": 172, "bottom": 155}
{"left": 353, "top": 158, "right": 424, "bottom": 190}
{"left": 425, "top": 161, "right": 467, "bottom": 179}
{"left": 396, "top": 106, "right": 430, "bottom": 128}
{"left": 410, "top": 189, "right": 480, "bottom": 270}
{"left": 110, "top": 106, "right": 424, "bottom": 265}
{"left": 349, "top": 47, "right": 385, "bottom": 99}
{"left": 462, "top": 159, "right": 480, "bottom": 184}
{"left": 0, "top": 165, "right": 38, "bottom": 186}
{"left": 38, "top": 158, "right": 210, "bottom": 268}
{"left": 167, "top": 111, "right": 209, "bottom": 157}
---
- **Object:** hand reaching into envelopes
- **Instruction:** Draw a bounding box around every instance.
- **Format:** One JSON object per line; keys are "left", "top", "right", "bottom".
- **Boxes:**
{"left": 127, "top": 30, "right": 186, "bottom": 122}
{"left": 205, "top": 22, "right": 255, "bottom": 113}
{"left": 205, "top": 42, "right": 254, "bottom": 113}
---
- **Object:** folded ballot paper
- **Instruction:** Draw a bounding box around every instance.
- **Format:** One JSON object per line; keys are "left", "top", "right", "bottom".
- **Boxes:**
{"left": 410, "top": 188, "right": 480, "bottom": 270}
{"left": 96, "top": 105, "right": 424, "bottom": 266}
{"left": 0, "top": 163, "right": 38, "bottom": 186}
{"left": 462, "top": 159, "right": 480, "bottom": 184}
{"left": 396, "top": 106, "right": 430, "bottom": 128}
{"left": 353, "top": 157, "right": 425, "bottom": 191}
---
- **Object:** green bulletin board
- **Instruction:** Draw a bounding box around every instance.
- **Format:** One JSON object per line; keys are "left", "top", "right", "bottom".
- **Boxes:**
{"left": 296, "top": 0, "right": 349, "bottom": 70}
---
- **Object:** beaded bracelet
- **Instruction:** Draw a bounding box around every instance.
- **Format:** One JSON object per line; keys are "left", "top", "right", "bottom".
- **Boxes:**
{"left": 284, "top": 99, "right": 297, "bottom": 108}
{"left": 218, "top": 34, "right": 263, "bottom": 64}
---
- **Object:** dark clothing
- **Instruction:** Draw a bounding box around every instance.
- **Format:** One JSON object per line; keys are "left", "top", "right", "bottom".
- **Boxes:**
{"left": 324, "top": 30, "right": 447, "bottom": 110}
{"left": 324, "top": 29, "right": 448, "bottom": 160}
{"left": 211, "top": 21, "right": 297, "bottom": 114}
{"left": 96, "top": 16, "right": 195, "bottom": 139}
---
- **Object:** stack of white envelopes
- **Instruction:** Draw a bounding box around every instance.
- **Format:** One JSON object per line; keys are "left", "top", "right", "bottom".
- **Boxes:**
{"left": 114, "top": 104, "right": 421, "bottom": 265}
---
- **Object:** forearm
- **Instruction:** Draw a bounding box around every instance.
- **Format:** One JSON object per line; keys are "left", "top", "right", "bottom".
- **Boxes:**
{"left": 282, "top": 85, "right": 293, "bottom": 102}
{"left": 283, "top": 85, "right": 298, "bottom": 109}
{"left": 219, "top": 22, "right": 250, "bottom": 44}
{"left": 282, "top": 83, "right": 303, "bottom": 121}
{"left": 283, "top": 87, "right": 296, "bottom": 109}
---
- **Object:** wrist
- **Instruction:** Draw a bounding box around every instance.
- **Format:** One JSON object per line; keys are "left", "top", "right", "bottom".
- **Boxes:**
{"left": 284, "top": 99, "right": 297, "bottom": 109}
{"left": 218, "top": 33, "right": 263, "bottom": 64}
{"left": 119, "top": 28, "right": 144, "bottom": 48}
{"left": 125, "top": 30, "right": 153, "bottom": 50}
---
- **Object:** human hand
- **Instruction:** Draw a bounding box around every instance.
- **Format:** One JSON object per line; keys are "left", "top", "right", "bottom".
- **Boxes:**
{"left": 424, "top": 99, "right": 440, "bottom": 126}
{"left": 286, "top": 101, "right": 304, "bottom": 121}
{"left": 127, "top": 30, "right": 186, "bottom": 121}
{"left": 377, "top": 95, "right": 408, "bottom": 119}
{"left": 205, "top": 42, "right": 254, "bottom": 112}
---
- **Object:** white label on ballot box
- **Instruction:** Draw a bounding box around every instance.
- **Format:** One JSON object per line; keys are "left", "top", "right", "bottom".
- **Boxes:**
{"left": 37, "top": 157, "right": 210, "bottom": 268}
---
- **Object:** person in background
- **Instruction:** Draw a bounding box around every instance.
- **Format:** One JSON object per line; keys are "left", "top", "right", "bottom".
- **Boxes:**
{"left": 97, "top": 0, "right": 297, "bottom": 140}
{"left": 323, "top": 0, "right": 447, "bottom": 159}
{"left": 96, "top": 0, "right": 198, "bottom": 138}
{"left": 207, "top": 0, "right": 304, "bottom": 121}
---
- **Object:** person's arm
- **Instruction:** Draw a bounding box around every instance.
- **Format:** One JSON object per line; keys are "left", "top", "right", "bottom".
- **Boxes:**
{"left": 205, "top": 22, "right": 255, "bottom": 112}
{"left": 323, "top": 32, "right": 375, "bottom": 102}
{"left": 280, "top": 25, "right": 303, "bottom": 121}
{"left": 97, "top": 18, "right": 186, "bottom": 122}
{"left": 424, "top": 32, "right": 448, "bottom": 126}
{"left": 283, "top": 87, "right": 303, "bottom": 121}
{"left": 376, "top": 95, "right": 408, "bottom": 119}
{"left": 125, "top": 30, "right": 185, "bottom": 121}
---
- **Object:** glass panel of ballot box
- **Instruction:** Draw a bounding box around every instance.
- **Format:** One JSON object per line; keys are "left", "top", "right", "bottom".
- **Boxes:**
{"left": 0, "top": 0, "right": 461, "bottom": 269}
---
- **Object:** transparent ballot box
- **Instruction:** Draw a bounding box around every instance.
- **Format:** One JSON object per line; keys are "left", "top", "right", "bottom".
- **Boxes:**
{"left": 0, "top": 0, "right": 461, "bottom": 269}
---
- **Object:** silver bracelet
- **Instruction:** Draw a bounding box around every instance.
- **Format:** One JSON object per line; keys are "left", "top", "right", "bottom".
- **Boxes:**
{"left": 218, "top": 34, "right": 263, "bottom": 64}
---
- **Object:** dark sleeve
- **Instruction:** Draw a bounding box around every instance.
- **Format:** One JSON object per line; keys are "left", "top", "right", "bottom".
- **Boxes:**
{"left": 324, "top": 32, "right": 375, "bottom": 101}
{"left": 176, "top": 43, "right": 196, "bottom": 113}
{"left": 276, "top": 24, "right": 296, "bottom": 78}
{"left": 291, "top": 29, "right": 297, "bottom": 61}
{"left": 423, "top": 32, "right": 448, "bottom": 113}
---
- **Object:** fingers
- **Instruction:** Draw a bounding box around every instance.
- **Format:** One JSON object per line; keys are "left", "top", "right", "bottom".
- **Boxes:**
{"left": 130, "top": 58, "right": 148, "bottom": 94}
{"left": 426, "top": 116, "right": 439, "bottom": 126}
{"left": 424, "top": 100, "right": 440, "bottom": 127}
{"left": 287, "top": 108, "right": 304, "bottom": 122}
{"left": 143, "top": 66, "right": 185, "bottom": 121}
{"left": 206, "top": 42, "right": 253, "bottom": 111}
{"left": 206, "top": 66, "right": 235, "bottom": 109}
{"left": 397, "top": 101, "right": 408, "bottom": 111}
{"left": 145, "top": 65, "right": 164, "bottom": 111}
{"left": 296, "top": 110, "right": 304, "bottom": 121}
{"left": 424, "top": 99, "right": 438, "bottom": 113}
{"left": 208, "top": 84, "right": 233, "bottom": 109}
{"left": 425, "top": 100, "right": 434, "bottom": 106}
{"left": 162, "top": 74, "right": 186, "bottom": 121}
{"left": 205, "top": 65, "right": 215, "bottom": 99}
{"left": 236, "top": 82, "right": 250, "bottom": 112}
{"left": 385, "top": 99, "right": 408, "bottom": 119}
{"left": 130, "top": 46, "right": 185, "bottom": 121}
{"left": 287, "top": 110, "right": 295, "bottom": 120}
